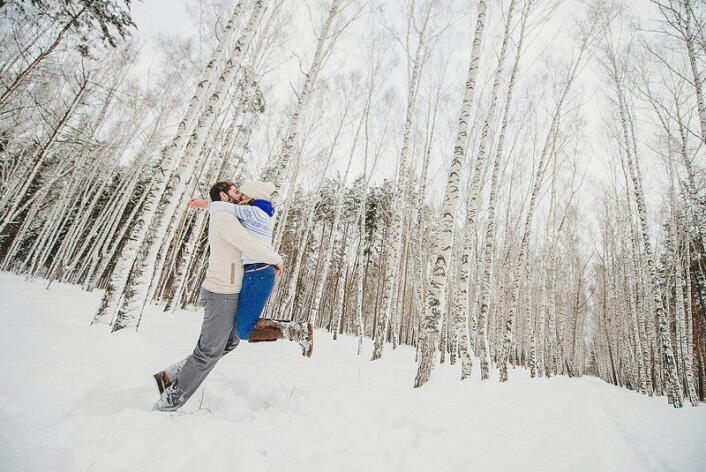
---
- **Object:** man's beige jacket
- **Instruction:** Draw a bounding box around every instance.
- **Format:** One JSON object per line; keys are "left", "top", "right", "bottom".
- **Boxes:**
{"left": 201, "top": 211, "right": 283, "bottom": 294}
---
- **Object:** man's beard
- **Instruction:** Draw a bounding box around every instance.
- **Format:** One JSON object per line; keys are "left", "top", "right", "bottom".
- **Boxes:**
{"left": 226, "top": 194, "right": 239, "bottom": 204}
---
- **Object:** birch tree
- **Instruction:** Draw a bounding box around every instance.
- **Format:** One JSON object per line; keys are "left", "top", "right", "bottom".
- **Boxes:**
{"left": 372, "top": 0, "right": 439, "bottom": 361}
{"left": 0, "top": 0, "right": 134, "bottom": 108}
{"left": 649, "top": 0, "right": 706, "bottom": 146}
{"left": 262, "top": 0, "right": 345, "bottom": 195}
{"left": 414, "top": 0, "right": 491, "bottom": 386}
{"left": 600, "top": 3, "right": 683, "bottom": 406}
{"left": 498, "top": 16, "right": 593, "bottom": 382}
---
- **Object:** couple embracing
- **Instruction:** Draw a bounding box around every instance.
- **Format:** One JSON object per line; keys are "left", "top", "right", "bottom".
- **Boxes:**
{"left": 153, "top": 180, "right": 313, "bottom": 412}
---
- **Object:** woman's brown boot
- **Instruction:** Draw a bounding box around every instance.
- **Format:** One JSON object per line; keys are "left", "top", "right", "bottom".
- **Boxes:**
{"left": 249, "top": 319, "right": 313, "bottom": 357}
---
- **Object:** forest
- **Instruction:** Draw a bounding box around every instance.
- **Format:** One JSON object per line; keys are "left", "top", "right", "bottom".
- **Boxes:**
{"left": 0, "top": 0, "right": 704, "bottom": 408}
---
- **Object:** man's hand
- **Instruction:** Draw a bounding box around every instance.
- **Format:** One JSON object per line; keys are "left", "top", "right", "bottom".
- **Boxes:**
{"left": 189, "top": 198, "right": 209, "bottom": 209}
{"left": 275, "top": 266, "right": 283, "bottom": 278}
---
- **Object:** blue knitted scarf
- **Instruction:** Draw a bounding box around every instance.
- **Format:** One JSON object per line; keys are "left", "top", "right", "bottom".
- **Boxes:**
{"left": 251, "top": 199, "right": 275, "bottom": 217}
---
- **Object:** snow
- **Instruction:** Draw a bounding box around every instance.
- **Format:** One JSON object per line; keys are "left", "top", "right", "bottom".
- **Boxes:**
{"left": 0, "top": 272, "right": 704, "bottom": 472}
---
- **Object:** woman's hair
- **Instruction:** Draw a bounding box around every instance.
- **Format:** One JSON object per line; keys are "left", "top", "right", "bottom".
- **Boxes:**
{"left": 239, "top": 197, "right": 255, "bottom": 206}
{"left": 209, "top": 181, "right": 236, "bottom": 202}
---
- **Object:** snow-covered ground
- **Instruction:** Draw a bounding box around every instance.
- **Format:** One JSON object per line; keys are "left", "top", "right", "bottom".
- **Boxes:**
{"left": 0, "top": 272, "right": 704, "bottom": 472}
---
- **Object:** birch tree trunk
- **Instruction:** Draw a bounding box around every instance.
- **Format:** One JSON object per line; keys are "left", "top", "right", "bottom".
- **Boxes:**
{"left": 668, "top": 153, "right": 699, "bottom": 405}
{"left": 683, "top": 249, "right": 700, "bottom": 405}
{"left": 414, "top": 0, "right": 489, "bottom": 387}
{"left": 448, "top": 0, "right": 488, "bottom": 381}
{"left": 372, "top": 0, "right": 436, "bottom": 361}
{"left": 604, "top": 22, "right": 683, "bottom": 404}
{"left": 353, "top": 59, "right": 383, "bottom": 353}
{"left": 476, "top": 0, "right": 522, "bottom": 381}
{"left": 307, "top": 106, "right": 362, "bottom": 327}
{"left": 280, "top": 107, "right": 348, "bottom": 321}
{"left": 498, "top": 30, "right": 590, "bottom": 381}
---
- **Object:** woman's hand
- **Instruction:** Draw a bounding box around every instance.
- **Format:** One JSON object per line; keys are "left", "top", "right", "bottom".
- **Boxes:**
{"left": 189, "top": 198, "right": 209, "bottom": 209}
{"left": 275, "top": 266, "right": 283, "bottom": 278}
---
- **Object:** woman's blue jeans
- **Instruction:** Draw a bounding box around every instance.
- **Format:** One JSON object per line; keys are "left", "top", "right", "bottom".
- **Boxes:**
{"left": 237, "top": 263, "right": 276, "bottom": 340}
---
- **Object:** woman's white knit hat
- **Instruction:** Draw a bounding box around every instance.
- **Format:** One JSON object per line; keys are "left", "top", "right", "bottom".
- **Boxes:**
{"left": 240, "top": 181, "right": 276, "bottom": 200}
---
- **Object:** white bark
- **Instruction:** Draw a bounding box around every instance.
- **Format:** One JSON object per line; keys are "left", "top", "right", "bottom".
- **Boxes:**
{"left": 308, "top": 106, "right": 362, "bottom": 327}
{"left": 499, "top": 31, "right": 589, "bottom": 380}
{"left": 476, "top": 0, "right": 521, "bottom": 381}
{"left": 414, "top": 0, "right": 490, "bottom": 387}
{"left": 668, "top": 152, "right": 699, "bottom": 405}
{"left": 605, "top": 27, "right": 683, "bottom": 404}
{"left": 447, "top": 0, "right": 488, "bottom": 381}
{"left": 683, "top": 249, "right": 700, "bottom": 405}
{"left": 280, "top": 107, "right": 348, "bottom": 321}
{"left": 372, "top": 0, "right": 436, "bottom": 361}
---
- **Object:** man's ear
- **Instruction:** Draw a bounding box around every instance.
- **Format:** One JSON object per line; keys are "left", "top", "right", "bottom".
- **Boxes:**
{"left": 218, "top": 191, "right": 228, "bottom": 202}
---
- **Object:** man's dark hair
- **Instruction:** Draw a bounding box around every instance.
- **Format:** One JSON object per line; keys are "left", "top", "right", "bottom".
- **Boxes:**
{"left": 209, "top": 181, "right": 236, "bottom": 202}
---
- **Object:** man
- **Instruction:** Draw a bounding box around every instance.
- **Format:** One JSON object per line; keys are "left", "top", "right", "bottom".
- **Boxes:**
{"left": 153, "top": 181, "right": 307, "bottom": 412}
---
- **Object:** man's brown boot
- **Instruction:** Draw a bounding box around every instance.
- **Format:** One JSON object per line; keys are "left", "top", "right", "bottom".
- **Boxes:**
{"left": 153, "top": 371, "right": 172, "bottom": 394}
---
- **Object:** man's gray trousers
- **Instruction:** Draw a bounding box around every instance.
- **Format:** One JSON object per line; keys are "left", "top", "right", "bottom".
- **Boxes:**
{"left": 160, "top": 288, "right": 240, "bottom": 410}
